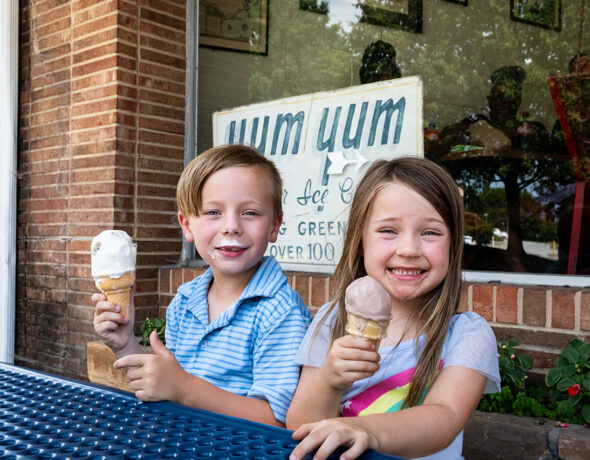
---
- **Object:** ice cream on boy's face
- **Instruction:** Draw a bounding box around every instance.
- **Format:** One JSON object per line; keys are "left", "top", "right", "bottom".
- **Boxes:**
{"left": 345, "top": 276, "right": 392, "bottom": 350}
{"left": 91, "top": 230, "right": 137, "bottom": 318}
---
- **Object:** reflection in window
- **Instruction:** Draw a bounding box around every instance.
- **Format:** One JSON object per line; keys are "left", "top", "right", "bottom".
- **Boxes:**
{"left": 197, "top": 0, "right": 589, "bottom": 275}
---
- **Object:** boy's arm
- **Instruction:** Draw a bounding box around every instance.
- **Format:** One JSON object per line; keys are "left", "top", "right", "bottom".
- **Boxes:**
{"left": 114, "top": 332, "right": 282, "bottom": 427}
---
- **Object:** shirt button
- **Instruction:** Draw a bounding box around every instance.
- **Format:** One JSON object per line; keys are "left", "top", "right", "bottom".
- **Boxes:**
{"left": 202, "top": 341, "right": 207, "bottom": 348}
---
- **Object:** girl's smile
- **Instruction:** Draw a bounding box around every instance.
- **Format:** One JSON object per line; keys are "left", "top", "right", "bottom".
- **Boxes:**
{"left": 362, "top": 181, "right": 451, "bottom": 311}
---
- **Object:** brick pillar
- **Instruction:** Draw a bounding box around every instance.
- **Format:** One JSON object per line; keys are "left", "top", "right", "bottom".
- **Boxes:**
{"left": 17, "top": 0, "right": 186, "bottom": 380}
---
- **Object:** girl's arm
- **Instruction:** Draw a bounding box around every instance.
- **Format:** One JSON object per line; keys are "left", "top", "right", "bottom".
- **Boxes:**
{"left": 286, "top": 335, "right": 380, "bottom": 430}
{"left": 290, "top": 366, "right": 486, "bottom": 459}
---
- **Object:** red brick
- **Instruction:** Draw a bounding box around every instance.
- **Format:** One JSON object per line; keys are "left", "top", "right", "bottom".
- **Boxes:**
{"left": 72, "top": 1, "right": 117, "bottom": 25}
{"left": 159, "top": 269, "right": 170, "bottom": 294}
{"left": 582, "top": 291, "right": 590, "bottom": 332}
{"left": 140, "top": 7, "right": 185, "bottom": 30}
{"left": 139, "top": 61, "right": 185, "bottom": 83}
{"left": 458, "top": 283, "right": 469, "bottom": 313}
{"left": 311, "top": 277, "right": 328, "bottom": 308}
{"left": 551, "top": 289, "right": 576, "bottom": 330}
{"left": 170, "top": 268, "right": 182, "bottom": 292}
{"left": 140, "top": 20, "right": 185, "bottom": 43}
{"left": 495, "top": 286, "right": 518, "bottom": 324}
{"left": 492, "top": 326, "right": 581, "bottom": 351}
{"left": 472, "top": 285, "right": 493, "bottom": 321}
{"left": 295, "top": 275, "right": 310, "bottom": 305}
{"left": 519, "top": 348, "right": 559, "bottom": 370}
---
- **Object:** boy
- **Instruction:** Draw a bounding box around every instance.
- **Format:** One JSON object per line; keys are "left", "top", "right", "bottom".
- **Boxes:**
{"left": 93, "top": 144, "right": 311, "bottom": 427}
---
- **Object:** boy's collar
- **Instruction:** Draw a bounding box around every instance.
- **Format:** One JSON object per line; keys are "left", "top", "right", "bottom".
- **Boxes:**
{"left": 177, "top": 256, "right": 286, "bottom": 302}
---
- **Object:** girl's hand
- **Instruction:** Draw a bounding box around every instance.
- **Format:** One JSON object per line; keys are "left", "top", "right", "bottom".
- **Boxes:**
{"left": 319, "top": 335, "right": 380, "bottom": 391}
{"left": 290, "top": 417, "right": 377, "bottom": 460}
{"left": 114, "top": 332, "right": 188, "bottom": 402}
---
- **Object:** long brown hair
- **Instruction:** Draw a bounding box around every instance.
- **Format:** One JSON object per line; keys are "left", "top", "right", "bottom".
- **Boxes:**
{"left": 322, "top": 156, "right": 464, "bottom": 408}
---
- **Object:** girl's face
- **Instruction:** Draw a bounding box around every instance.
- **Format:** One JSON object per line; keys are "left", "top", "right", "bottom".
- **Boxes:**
{"left": 362, "top": 181, "right": 451, "bottom": 313}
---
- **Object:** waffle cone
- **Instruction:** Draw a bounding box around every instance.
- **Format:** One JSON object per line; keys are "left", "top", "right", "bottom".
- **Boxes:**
{"left": 345, "top": 312, "right": 389, "bottom": 350}
{"left": 97, "top": 271, "right": 135, "bottom": 319}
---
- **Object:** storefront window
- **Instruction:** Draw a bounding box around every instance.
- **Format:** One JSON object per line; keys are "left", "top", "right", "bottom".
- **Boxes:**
{"left": 197, "top": 0, "right": 589, "bottom": 276}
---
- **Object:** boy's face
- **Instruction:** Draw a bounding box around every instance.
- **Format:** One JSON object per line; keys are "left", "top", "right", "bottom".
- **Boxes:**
{"left": 178, "top": 166, "right": 281, "bottom": 282}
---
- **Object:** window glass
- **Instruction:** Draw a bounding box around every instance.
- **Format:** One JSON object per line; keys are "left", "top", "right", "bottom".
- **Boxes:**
{"left": 197, "top": 0, "right": 590, "bottom": 275}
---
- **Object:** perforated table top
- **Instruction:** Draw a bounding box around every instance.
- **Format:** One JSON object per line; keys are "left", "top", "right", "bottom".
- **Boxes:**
{"left": 0, "top": 363, "right": 399, "bottom": 459}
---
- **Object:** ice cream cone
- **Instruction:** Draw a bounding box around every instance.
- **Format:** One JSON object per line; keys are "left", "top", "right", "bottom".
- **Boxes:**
{"left": 97, "top": 270, "right": 135, "bottom": 318}
{"left": 345, "top": 312, "right": 390, "bottom": 350}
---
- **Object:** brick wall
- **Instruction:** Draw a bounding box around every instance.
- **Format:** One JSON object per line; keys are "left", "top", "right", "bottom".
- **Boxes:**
{"left": 159, "top": 268, "right": 590, "bottom": 380}
{"left": 17, "top": 0, "right": 186, "bottom": 380}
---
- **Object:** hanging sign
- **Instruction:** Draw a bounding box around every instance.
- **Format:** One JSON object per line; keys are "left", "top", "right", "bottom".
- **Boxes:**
{"left": 213, "top": 76, "right": 423, "bottom": 272}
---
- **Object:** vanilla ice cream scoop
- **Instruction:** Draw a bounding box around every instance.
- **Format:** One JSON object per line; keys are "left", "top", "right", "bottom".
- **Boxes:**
{"left": 91, "top": 230, "right": 137, "bottom": 318}
{"left": 345, "top": 276, "right": 391, "bottom": 321}
{"left": 91, "top": 230, "right": 136, "bottom": 279}
{"left": 345, "top": 276, "right": 392, "bottom": 349}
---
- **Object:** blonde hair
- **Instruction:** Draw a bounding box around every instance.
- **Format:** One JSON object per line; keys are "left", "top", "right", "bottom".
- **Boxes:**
{"left": 176, "top": 144, "right": 283, "bottom": 220}
{"left": 324, "top": 156, "right": 464, "bottom": 408}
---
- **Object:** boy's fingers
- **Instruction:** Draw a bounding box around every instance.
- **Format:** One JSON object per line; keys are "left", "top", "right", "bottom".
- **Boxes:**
{"left": 114, "top": 354, "right": 147, "bottom": 370}
{"left": 91, "top": 293, "right": 107, "bottom": 303}
{"left": 94, "top": 301, "right": 120, "bottom": 315}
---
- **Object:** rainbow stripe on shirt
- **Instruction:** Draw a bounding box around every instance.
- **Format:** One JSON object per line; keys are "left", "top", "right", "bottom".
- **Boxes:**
{"left": 341, "top": 360, "right": 443, "bottom": 417}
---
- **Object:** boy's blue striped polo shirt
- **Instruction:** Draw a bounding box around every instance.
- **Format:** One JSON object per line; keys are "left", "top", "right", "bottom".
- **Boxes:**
{"left": 165, "top": 256, "right": 311, "bottom": 423}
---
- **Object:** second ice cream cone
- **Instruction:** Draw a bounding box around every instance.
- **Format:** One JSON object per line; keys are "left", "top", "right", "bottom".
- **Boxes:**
{"left": 346, "top": 312, "right": 389, "bottom": 350}
{"left": 97, "top": 271, "right": 135, "bottom": 319}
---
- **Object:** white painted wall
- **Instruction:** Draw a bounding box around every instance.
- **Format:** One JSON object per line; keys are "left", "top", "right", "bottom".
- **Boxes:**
{"left": 0, "top": 0, "right": 19, "bottom": 363}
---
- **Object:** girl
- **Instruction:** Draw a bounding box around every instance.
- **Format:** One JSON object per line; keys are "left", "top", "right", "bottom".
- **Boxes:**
{"left": 287, "top": 157, "right": 500, "bottom": 460}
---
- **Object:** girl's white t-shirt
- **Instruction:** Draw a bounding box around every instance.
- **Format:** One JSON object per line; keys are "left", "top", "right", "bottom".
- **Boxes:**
{"left": 295, "top": 305, "right": 501, "bottom": 460}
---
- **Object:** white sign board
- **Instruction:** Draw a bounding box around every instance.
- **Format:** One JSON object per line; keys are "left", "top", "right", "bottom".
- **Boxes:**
{"left": 213, "top": 76, "right": 423, "bottom": 273}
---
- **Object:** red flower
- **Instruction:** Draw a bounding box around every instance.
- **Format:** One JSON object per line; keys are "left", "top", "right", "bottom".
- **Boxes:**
{"left": 567, "top": 384, "right": 580, "bottom": 397}
{"left": 510, "top": 354, "right": 516, "bottom": 359}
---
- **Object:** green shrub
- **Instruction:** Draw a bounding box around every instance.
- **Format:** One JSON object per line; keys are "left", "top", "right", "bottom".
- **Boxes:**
{"left": 545, "top": 338, "right": 590, "bottom": 425}
{"left": 479, "top": 337, "right": 590, "bottom": 426}
{"left": 140, "top": 317, "right": 166, "bottom": 346}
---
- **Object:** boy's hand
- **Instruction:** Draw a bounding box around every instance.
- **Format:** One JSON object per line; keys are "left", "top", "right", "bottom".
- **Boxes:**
{"left": 114, "top": 331, "right": 189, "bottom": 402}
{"left": 290, "top": 417, "right": 377, "bottom": 460}
{"left": 92, "top": 292, "right": 134, "bottom": 353}
{"left": 319, "top": 335, "right": 380, "bottom": 391}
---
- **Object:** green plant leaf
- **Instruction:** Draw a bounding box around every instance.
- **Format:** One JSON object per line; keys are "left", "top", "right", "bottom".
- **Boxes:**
{"left": 582, "top": 404, "right": 590, "bottom": 424}
{"left": 562, "top": 365, "right": 576, "bottom": 378}
{"left": 568, "top": 338, "right": 584, "bottom": 350}
{"left": 546, "top": 367, "right": 563, "bottom": 386}
{"left": 583, "top": 379, "right": 590, "bottom": 391}
{"left": 508, "top": 339, "right": 520, "bottom": 347}
{"left": 561, "top": 347, "right": 580, "bottom": 364}
{"left": 517, "top": 354, "right": 533, "bottom": 370}
{"left": 569, "top": 393, "right": 582, "bottom": 407}
{"left": 556, "top": 377, "right": 577, "bottom": 391}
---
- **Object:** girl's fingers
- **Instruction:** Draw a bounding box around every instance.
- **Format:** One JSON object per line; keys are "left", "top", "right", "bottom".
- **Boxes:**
{"left": 340, "top": 441, "right": 367, "bottom": 460}
{"left": 312, "top": 432, "right": 350, "bottom": 460}
{"left": 291, "top": 423, "right": 314, "bottom": 441}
